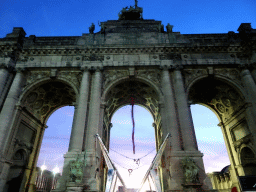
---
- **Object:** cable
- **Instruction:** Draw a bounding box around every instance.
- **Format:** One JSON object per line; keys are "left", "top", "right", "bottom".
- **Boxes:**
{"left": 112, "top": 159, "right": 146, "bottom": 171}
{"left": 110, "top": 148, "right": 156, "bottom": 161}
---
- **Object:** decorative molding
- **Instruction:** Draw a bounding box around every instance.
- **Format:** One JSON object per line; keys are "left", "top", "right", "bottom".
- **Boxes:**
{"left": 103, "top": 69, "right": 129, "bottom": 88}
{"left": 26, "top": 71, "right": 50, "bottom": 86}
{"left": 136, "top": 69, "right": 161, "bottom": 85}
{"left": 183, "top": 69, "right": 208, "bottom": 88}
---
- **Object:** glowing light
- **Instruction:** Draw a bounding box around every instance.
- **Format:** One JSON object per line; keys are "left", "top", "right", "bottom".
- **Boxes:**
{"left": 53, "top": 166, "right": 60, "bottom": 175}
{"left": 41, "top": 164, "right": 47, "bottom": 172}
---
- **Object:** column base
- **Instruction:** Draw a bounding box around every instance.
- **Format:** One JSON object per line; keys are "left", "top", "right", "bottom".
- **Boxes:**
{"left": 55, "top": 152, "right": 86, "bottom": 191}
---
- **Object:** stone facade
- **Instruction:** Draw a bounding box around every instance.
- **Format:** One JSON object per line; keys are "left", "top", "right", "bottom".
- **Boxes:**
{"left": 0, "top": 3, "right": 256, "bottom": 192}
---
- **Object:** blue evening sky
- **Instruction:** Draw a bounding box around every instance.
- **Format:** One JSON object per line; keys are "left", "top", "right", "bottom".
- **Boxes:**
{"left": 1, "top": 0, "right": 255, "bottom": 189}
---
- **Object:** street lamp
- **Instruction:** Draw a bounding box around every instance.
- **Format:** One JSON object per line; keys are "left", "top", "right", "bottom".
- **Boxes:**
{"left": 51, "top": 166, "right": 60, "bottom": 191}
{"left": 40, "top": 164, "right": 47, "bottom": 190}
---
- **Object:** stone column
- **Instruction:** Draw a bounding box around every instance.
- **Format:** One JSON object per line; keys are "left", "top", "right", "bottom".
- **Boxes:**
{"left": 0, "top": 65, "right": 10, "bottom": 99}
{"left": 161, "top": 68, "right": 181, "bottom": 151}
{"left": 84, "top": 68, "right": 102, "bottom": 191}
{"left": 241, "top": 68, "right": 256, "bottom": 118}
{"left": 171, "top": 67, "right": 197, "bottom": 151}
{"left": 160, "top": 68, "right": 184, "bottom": 191}
{"left": 68, "top": 68, "right": 90, "bottom": 152}
{"left": 0, "top": 69, "right": 25, "bottom": 153}
{"left": 251, "top": 67, "right": 256, "bottom": 84}
{"left": 0, "top": 69, "right": 26, "bottom": 192}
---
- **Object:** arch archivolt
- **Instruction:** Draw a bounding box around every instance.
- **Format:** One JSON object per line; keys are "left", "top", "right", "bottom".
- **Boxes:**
{"left": 19, "top": 69, "right": 80, "bottom": 123}
{"left": 102, "top": 68, "right": 163, "bottom": 150}
{"left": 102, "top": 68, "right": 162, "bottom": 101}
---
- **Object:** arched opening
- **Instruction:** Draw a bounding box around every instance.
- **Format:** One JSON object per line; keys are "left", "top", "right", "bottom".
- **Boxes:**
{"left": 190, "top": 104, "right": 230, "bottom": 173}
{"left": 188, "top": 76, "right": 253, "bottom": 181}
{"left": 36, "top": 106, "right": 74, "bottom": 190}
{"left": 103, "top": 79, "right": 162, "bottom": 191}
{"left": 109, "top": 105, "right": 156, "bottom": 190}
{"left": 4, "top": 80, "right": 77, "bottom": 192}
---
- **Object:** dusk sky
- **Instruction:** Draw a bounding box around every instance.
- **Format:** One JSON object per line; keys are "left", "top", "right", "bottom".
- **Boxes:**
{"left": 1, "top": 0, "right": 255, "bottom": 189}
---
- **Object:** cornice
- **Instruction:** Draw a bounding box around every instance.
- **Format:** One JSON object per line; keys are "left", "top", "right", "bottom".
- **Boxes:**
{"left": 18, "top": 45, "right": 247, "bottom": 56}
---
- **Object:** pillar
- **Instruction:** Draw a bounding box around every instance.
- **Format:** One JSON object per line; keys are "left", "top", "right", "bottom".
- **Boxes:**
{"left": 55, "top": 68, "right": 90, "bottom": 191}
{"left": 251, "top": 67, "right": 256, "bottom": 84}
{"left": 68, "top": 68, "right": 90, "bottom": 152}
{"left": 0, "top": 69, "right": 26, "bottom": 192}
{"left": 0, "top": 65, "right": 10, "bottom": 98}
{"left": 161, "top": 68, "right": 181, "bottom": 151}
{"left": 160, "top": 68, "right": 183, "bottom": 190}
{"left": 84, "top": 68, "right": 102, "bottom": 191}
{"left": 171, "top": 67, "right": 197, "bottom": 151}
{"left": 171, "top": 67, "right": 209, "bottom": 190}
{"left": 0, "top": 68, "right": 26, "bottom": 153}
{"left": 241, "top": 68, "right": 256, "bottom": 118}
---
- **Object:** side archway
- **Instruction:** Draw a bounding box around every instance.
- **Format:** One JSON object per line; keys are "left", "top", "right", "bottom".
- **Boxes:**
{"left": 187, "top": 75, "right": 256, "bottom": 187}
{"left": 5, "top": 79, "right": 77, "bottom": 191}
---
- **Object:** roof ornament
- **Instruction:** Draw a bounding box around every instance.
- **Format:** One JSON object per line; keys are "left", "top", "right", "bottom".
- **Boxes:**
{"left": 118, "top": 0, "right": 143, "bottom": 20}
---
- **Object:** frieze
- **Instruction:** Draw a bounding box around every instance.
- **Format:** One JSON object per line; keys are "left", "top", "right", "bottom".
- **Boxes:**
{"left": 83, "top": 55, "right": 104, "bottom": 61}
{"left": 214, "top": 68, "right": 242, "bottom": 87}
{"left": 26, "top": 71, "right": 50, "bottom": 86}
{"left": 58, "top": 71, "right": 82, "bottom": 89}
{"left": 183, "top": 69, "right": 208, "bottom": 88}
{"left": 103, "top": 70, "right": 129, "bottom": 88}
{"left": 136, "top": 69, "right": 161, "bottom": 85}
{"left": 159, "top": 54, "right": 181, "bottom": 60}
{"left": 20, "top": 45, "right": 242, "bottom": 56}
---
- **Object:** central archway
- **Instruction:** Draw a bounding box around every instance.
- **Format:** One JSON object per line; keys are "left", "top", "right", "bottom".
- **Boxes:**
{"left": 102, "top": 78, "right": 163, "bottom": 191}
{"left": 109, "top": 105, "right": 156, "bottom": 190}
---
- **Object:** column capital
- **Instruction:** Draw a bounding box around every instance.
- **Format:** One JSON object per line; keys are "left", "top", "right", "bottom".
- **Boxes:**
{"left": 0, "top": 63, "right": 15, "bottom": 72}
{"left": 158, "top": 102, "right": 165, "bottom": 109}
{"left": 0, "top": 63, "right": 8, "bottom": 70}
{"left": 187, "top": 100, "right": 193, "bottom": 107}
{"left": 240, "top": 68, "right": 251, "bottom": 77}
{"left": 239, "top": 63, "right": 250, "bottom": 70}
{"left": 80, "top": 66, "right": 89, "bottom": 72}
{"left": 100, "top": 102, "right": 106, "bottom": 109}
{"left": 71, "top": 102, "right": 78, "bottom": 108}
{"left": 160, "top": 65, "right": 171, "bottom": 71}
{"left": 95, "top": 66, "right": 104, "bottom": 72}
{"left": 15, "top": 67, "right": 26, "bottom": 73}
{"left": 171, "top": 64, "right": 183, "bottom": 71}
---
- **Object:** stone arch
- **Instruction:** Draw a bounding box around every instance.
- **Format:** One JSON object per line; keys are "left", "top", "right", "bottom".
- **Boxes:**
{"left": 104, "top": 78, "right": 161, "bottom": 121}
{"left": 5, "top": 79, "right": 78, "bottom": 191}
{"left": 186, "top": 75, "right": 246, "bottom": 103}
{"left": 102, "top": 76, "right": 163, "bottom": 103}
{"left": 101, "top": 77, "right": 163, "bottom": 152}
{"left": 187, "top": 74, "right": 255, "bottom": 180}
{"left": 187, "top": 76, "right": 246, "bottom": 123}
{"left": 20, "top": 79, "right": 77, "bottom": 123}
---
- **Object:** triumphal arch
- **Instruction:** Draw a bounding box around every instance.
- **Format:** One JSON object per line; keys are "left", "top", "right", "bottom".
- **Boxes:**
{"left": 0, "top": 2, "right": 256, "bottom": 192}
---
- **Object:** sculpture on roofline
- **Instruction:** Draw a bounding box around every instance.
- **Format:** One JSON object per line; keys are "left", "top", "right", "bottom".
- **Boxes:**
{"left": 166, "top": 23, "right": 173, "bottom": 33}
{"left": 118, "top": 0, "right": 143, "bottom": 20}
{"left": 89, "top": 23, "right": 95, "bottom": 34}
